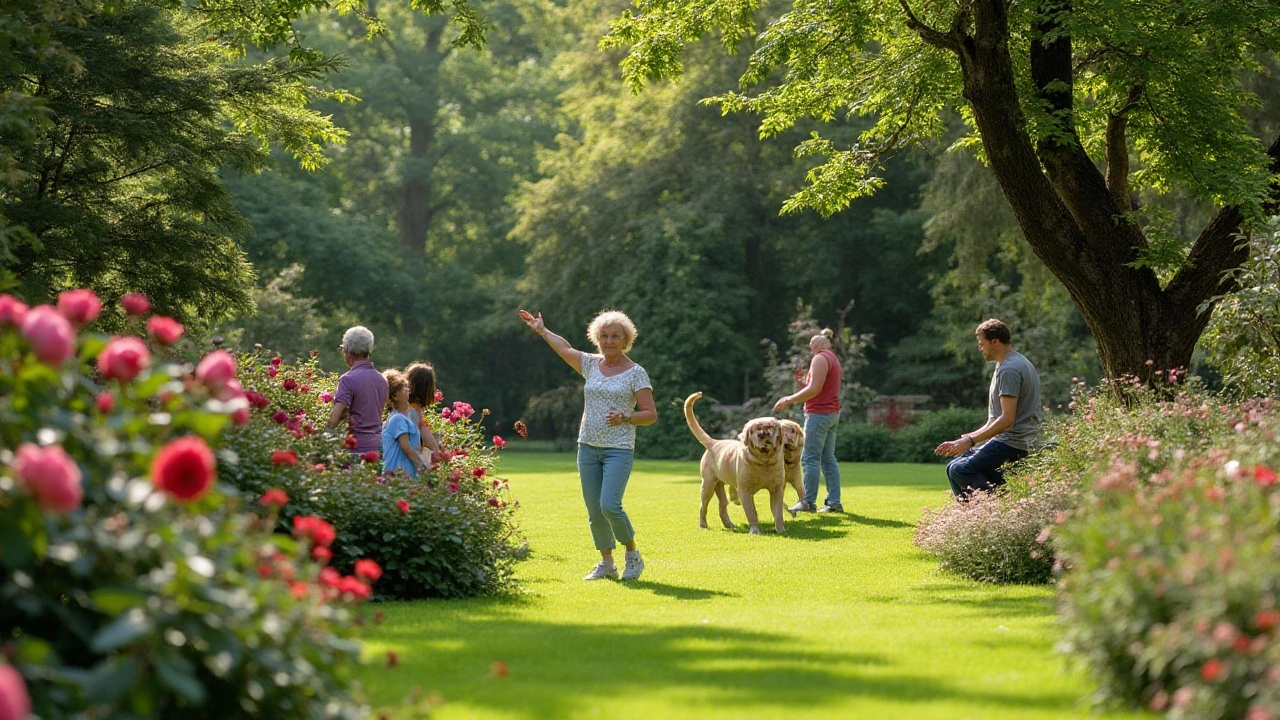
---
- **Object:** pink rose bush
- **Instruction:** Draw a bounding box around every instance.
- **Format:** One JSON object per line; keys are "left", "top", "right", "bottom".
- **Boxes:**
{"left": 915, "top": 375, "right": 1280, "bottom": 719}
{"left": 0, "top": 289, "right": 372, "bottom": 719}
{"left": 219, "top": 350, "right": 524, "bottom": 599}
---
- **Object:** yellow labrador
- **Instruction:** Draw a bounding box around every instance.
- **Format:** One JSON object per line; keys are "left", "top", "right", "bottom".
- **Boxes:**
{"left": 778, "top": 418, "right": 805, "bottom": 505}
{"left": 684, "top": 392, "right": 786, "bottom": 534}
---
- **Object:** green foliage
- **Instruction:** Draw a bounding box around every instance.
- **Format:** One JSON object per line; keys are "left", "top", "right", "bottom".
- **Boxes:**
{"left": 1199, "top": 217, "right": 1280, "bottom": 396}
{"left": 217, "top": 352, "right": 526, "bottom": 598}
{"left": 0, "top": 294, "right": 368, "bottom": 719}
{"left": 1046, "top": 383, "right": 1280, "bottom": 718}
{"left": 836, "top": 407, "right": 987, "bottom": 464}
{"left": 762, "top": 299, "right": 874, "bottom": 424}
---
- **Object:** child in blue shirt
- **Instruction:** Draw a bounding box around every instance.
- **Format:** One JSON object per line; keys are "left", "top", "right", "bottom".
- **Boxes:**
{"left": 381, "top": 369, "right": 428, "bottom": 478}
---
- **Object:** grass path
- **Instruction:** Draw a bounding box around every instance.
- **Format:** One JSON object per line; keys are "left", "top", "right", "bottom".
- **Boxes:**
{"left": 358, "top": 453, "right": 1150, "bottom": 720}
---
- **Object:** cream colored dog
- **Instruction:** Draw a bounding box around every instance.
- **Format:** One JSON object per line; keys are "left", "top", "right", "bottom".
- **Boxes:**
{"left": 685, "top": 392, "right": 786, "bottom": 534}
{"left": 779, "top": 418, "right": 805, "bottom": 505}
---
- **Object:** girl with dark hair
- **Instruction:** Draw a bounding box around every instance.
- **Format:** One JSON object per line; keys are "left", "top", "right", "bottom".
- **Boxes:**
{"left": 405, "top": 362, "right": 443, "bottom": 457}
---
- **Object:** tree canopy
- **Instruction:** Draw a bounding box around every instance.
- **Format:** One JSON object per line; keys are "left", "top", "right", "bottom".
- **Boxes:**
{"left": 605, "top": 0, "right": 1280, "bottom": 379}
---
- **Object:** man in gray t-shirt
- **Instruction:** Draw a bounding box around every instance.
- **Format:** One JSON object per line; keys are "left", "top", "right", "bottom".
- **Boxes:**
{"left": 933, "top": 319, "right": 1040, "bottom": 498}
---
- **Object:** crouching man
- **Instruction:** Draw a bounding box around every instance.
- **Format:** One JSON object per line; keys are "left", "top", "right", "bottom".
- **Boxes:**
{"left": 933, "top": 319, "right": 1040, "bottom": 499}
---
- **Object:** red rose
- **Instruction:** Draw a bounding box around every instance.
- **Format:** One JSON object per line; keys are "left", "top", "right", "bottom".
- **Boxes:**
{"left": 1254, "top": 610, "right": 1280, "bottom": 632}
{"left": 271, "top": 356, "right": 283, "bottom": 367}
{"left": 299, "top": 385, "right": 310, "bottom": 393}
{"left": 21, "top": 305, "right": 74, "bottom": 365}
{"left": 1201, "top": 658, "right": 1225, "bottom": 682}
{"left": 151, "top": 436, "right": 216, "bottom": 502}
{"left": 0, "top": 294, "right": 29, "bottom": 328}
{"left": 488, "top": 497, "right": 500, "bottom": 507}
{"left": 231, "top": 403, "right": 250, "bottom": 426}
{"left": 289, "top": 581, "right": 309, "bottom": 600}
{"left": 259, "top": 489, "right": 290, "bottom": 507}
{"left": 272, "top": 411, "right": 289, "bottom": 424}
{"left": 446, "top": 481, "right": 460, "bottom": 493}
{"left": 57, "top": 288, "right": 102, "bottom": 326}
{"left": 97, "top": 336, "right": 151, "bottom": 381}
{"left": 360, "top": 451, "right": 380, "bottom": 463}
{"left": 395, "top": 499, "right": 410, "bottom": 515}
{"left": 271, "top": 450, "right": 299, "bottom": 466}
{"left": 13, "top": 443, "right": 83, "bottom": 514}
{"left": 120, "top": 293, "right": 150, "bottom": 317}
{"left": 146, "top": 315, "right": 184, "bottom": 345}
{"left": 344, "top": 434, "right": 358, "bottom": 449}
{"left": 493, "top": 435, "right": 506, "bottom": 449}
{"left": 338, "top": 575, "right": 372, "bottom": 599}
{"left": 195, "top": 350, "right": 237, "bottom": 391}
{"left": 1255, "top": 465, "right": 1277, "bottom": 488}
{"left": 311, "top": 545, "right": 332, "bottom": 563}
{"left": 245, "top": 391, "right": 269, "bottom": 409}
{"left": 0, "top": 664, "right": 32, "bottom": 720}
{"left": 282, "top": 379, "right": 298, "bottom": 391}
{"left": 292, "top": 515, "right": 336, "bottom": 546}
{"left": 355, "top": 558, "right": 383, "bottom": 581}
{"left": 267, "top": 366, "right": 279, "bottom": 378}
{"left": 473, "top": 466, "right": 486, "bottom": 478}
{"left": 319, "top": 567, "right": 342, "bottom": 588}
{"left": 95, "top": 391, "right": 115, "bottom": 414}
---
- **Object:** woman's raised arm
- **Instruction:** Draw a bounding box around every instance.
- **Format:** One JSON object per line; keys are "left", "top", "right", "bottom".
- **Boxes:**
{"left": 519, "top": 309, "right": 583, "bottom": 372}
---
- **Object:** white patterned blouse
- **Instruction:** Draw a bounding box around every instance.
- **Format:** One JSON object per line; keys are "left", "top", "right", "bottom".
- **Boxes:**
{"left": 577, "top": 353, "right": 652, "bottom": 450}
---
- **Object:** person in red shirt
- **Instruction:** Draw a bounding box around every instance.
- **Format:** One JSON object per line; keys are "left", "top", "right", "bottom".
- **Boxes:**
{"left": 774, "top": 330, "right": 843, "bottom": 514}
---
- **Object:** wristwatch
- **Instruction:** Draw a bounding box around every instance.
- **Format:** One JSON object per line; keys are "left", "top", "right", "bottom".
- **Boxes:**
{"left": 622, "top": 410, "right": 632, "bottom": 423}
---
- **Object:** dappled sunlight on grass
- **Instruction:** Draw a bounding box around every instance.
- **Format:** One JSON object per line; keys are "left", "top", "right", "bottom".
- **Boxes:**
{"left": 359, "top": 455, "right": 1152, "bottom": 720}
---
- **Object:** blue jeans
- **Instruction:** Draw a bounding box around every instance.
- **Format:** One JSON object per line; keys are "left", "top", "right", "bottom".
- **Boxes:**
{"left": 577, "top": 444, "right": 636, "bottom": 551}
{"left": 802, "top": 412, "right": 841, "bottom": 507}
{"left": 946, "top": 440, "right": 1028, "bottom": 498}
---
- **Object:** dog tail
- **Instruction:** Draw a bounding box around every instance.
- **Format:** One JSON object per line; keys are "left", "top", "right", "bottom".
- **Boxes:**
{"left": 683, "top": 392, "right": 715, "bottom": 449}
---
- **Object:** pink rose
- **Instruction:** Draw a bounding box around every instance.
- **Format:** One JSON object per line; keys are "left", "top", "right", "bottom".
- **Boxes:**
{"left": 120, "top": 293, "right": 150, "bottom": 317}
{"left": 319, "top": 391, "right": 334, "bottom": 403}
{"left": 146, "top": 315, "right": 184, "bottom": 345}
{"left": 0, "top": 294, "right": 28, "bottom": 328}
{"left": 12, "top": 443, "right": 83, "bottom": 514}
{"left": 267, "top": 366, "right": 278, "bottom": 378}
{"left": 0, "top": 664, "right": 32, "bottom": 720}
{"left": 97, "top": 336, "right": 151, "bottom": 381}
{"left": 195, "top": 350, "right": 237, "bottom": 390}
{"left": 57, "top": 288, "right": 102, "bottom": 326}
{"left": 20, "top": 305, "right": 75, "bottom": 365}
{"left": 95, "top": 391, "right": 115, "bottom": 414}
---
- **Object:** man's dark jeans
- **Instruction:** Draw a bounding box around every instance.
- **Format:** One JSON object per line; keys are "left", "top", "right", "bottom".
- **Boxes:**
{"left": 946, "top": 440, "right": 1028, "bottom": 499}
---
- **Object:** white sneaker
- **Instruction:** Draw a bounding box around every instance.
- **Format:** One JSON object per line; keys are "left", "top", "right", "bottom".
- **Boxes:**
{"left": 583, "top": 561, "right": 618, "bottom": 581}
{"left": 621, "top": 550, "right": 644, "bottom": 581}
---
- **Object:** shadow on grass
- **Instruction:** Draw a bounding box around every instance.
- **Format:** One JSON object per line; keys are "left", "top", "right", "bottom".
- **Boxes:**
{"left": 364, "top": 608, "right": 1084, "bottom": 719}
{"left": 620, "top": 580, "right": 737, "bottom": 600}
{"left": 845, "top": 512, "right": 914, "bottom": 529}
{"left": 863, "top": 582, "right": 1053, "bottom": 619}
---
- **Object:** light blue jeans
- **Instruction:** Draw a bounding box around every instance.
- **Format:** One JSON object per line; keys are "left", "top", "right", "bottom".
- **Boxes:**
{"left": 577, "top": 444, "right": 636, "bottom": 551}
{"left": 802, "top": 412, "right": 842, "bottom": 507}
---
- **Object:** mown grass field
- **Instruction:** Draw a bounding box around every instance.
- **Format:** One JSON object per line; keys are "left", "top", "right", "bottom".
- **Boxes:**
{"left": 357, "top": 453, "right": 1150, "bottom": 720}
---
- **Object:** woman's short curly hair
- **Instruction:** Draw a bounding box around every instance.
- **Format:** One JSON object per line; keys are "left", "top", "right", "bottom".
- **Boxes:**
{"left": 587, "top": 310, "right": 638, "bottom": 353}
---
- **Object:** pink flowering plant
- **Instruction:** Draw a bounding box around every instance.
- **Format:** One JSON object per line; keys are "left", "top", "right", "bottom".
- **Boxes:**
{"left": 1044, "top": 382, "right": 1280, "bottom": 720}
{"left": 218, "top": 350, "right": 524, "bottom": 599}
{"left": 0, "top": 291, "right": 375, "bottom": 719}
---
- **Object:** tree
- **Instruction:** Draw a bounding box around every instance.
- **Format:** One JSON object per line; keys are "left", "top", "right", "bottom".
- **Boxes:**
{"left": 605, "top": 0, "right": 1280, "bottom": 380}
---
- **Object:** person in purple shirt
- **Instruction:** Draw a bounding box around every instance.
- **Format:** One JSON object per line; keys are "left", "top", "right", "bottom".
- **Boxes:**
{"left": 325, "top": 326, "right": 389, "bottom": 454}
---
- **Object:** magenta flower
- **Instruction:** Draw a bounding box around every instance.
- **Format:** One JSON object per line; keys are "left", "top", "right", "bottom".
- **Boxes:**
{"left": 195, "top": 349, "right": 237, "bottom": 391}
{"left": 20, "top": 305, "right": 75, "bottom": 365}
{"left": 13, "top": 443, "right": 83, "bottom": 514}
{"left": 120, "top": 292, "right": 150, "bottom": 317}
{"left": 57, "top": 288, "right": 102, "bottom": 326}
{"left": 97, "top": 336, "right": 151, "bottom": 382}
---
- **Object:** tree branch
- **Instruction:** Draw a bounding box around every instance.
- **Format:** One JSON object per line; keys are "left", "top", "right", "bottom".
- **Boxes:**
{"left": 1104, "top": 84, "right": 1143, "bottom": 210}
{"left": 1164, "top": 133, "right": 1280, "bottom": 316}
{"left": 897, "top": 0, "right": 961, "bottom": 52}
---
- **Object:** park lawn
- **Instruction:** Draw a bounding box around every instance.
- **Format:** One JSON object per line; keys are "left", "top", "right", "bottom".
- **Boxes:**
{"left": 357, "top": 453, "right": 1151, "bottom": 720}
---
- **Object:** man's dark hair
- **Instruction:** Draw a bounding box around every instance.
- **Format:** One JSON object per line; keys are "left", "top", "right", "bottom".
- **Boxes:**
{"left": 975, "top": 319, "right": 1012, "bottom": 344}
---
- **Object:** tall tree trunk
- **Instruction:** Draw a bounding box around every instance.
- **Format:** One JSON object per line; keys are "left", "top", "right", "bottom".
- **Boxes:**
{"left": 924, "top": 0, "right": 1267, "bottom": 381}
{"left": 398, "top": 16, "right": 447, "bottom": 258}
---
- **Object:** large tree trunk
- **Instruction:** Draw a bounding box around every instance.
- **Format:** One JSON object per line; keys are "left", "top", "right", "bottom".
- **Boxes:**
{"left": 397, "top": 16, "right": 447, "bottom": 258}
{"left": 925, "top": 0, "right": 1266, "bottom": 381}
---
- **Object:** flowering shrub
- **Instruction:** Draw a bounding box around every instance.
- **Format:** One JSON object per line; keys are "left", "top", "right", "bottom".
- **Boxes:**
{"left": 914, "top": 477, "right": 1076, "bottom": 584}
{"left": 0, "top": 290, "right": 374, "bottom": 719}
{"left": 1049, "top": 383, "right": 1280, "bottom": 719}
{"left": 219, "top": 351, "right": 525, "bottom": 599}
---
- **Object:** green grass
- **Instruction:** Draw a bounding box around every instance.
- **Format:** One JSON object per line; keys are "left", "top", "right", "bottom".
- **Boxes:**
{"left": 357, "top": 454, "right": 1151, "bottom": 720}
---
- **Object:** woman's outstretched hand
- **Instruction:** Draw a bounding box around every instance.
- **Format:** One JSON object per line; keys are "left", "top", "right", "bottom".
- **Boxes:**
{"left": 518, "top": 309, "right": 545, "bottom": 335}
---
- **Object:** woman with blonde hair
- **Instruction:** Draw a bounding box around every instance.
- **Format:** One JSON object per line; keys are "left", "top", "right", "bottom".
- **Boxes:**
{"left": 381, "top": 369, "right": 429, "bottom": 478}
{"left": 518, "top": 308, "right": 656, "bottom": 581}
